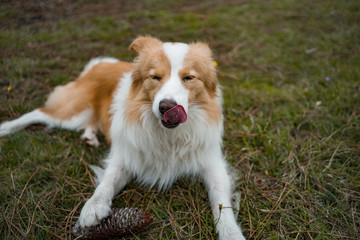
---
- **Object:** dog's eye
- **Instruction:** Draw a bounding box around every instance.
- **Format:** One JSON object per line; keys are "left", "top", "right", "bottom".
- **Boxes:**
{"left": 151, "top": 75, "right": 161, "bottom": 81}
{"left": 183, "top": 76, "right": 194, "bottom": 82}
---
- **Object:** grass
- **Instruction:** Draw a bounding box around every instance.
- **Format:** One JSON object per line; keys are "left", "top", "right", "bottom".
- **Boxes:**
{"left": 0, "top": 0, "right": 359, "bottom": 239}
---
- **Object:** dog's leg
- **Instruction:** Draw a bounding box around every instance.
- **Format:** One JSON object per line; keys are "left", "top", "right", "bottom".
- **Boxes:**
{"left": 78, "top": 154, "right": 130, "bottom": 227}
{"left": 81, "top": 126, "right": 100, "bottom": 147}
{"left": 0, "top": 109, "right": 53, "bottom": 137}
{"left": 201, "top": 156, "right": 246, "bottom": 240}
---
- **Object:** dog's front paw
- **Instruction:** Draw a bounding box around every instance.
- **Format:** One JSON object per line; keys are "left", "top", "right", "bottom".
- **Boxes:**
{"left": 218, "top": 222, "right": 246, "bottom": 240}
{"left": 78, "top": 198, "right": 112, "bottom": 228}
{"left": 219, "top": 230, "right": 246, "bottom": 240}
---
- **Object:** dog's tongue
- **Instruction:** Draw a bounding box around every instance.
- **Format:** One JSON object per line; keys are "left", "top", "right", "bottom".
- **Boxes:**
{"left": 163, "top": 105, "right": 187, "bottom": 124}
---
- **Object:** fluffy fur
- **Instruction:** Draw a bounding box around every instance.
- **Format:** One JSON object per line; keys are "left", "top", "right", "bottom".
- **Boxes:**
{"left": 0, "top": 36, "right": 246, "bottom": 240}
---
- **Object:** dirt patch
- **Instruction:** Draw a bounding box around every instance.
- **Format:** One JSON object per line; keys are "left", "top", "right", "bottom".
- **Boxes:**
{"left": 0, "top": 0, "right": 148, "bottom": 28}
{"left": 1, "top": 0, "right": 243, "bottom": 29}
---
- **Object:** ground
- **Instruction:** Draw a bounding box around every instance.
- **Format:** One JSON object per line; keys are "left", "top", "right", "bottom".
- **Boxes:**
{"left": 0, "top": 0, "right": 359, "bottom": 239}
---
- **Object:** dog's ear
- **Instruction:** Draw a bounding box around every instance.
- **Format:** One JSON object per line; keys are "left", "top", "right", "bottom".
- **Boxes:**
{"left": 189, "top": 42, "right": 213, "bottom": 61}
{"left": 129, "top": 36, "right": 162, "bottom": 53}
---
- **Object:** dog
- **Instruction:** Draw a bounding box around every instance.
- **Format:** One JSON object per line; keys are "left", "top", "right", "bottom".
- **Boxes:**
{"left": 0, "top": 36, "right": 246, "bottom": 240}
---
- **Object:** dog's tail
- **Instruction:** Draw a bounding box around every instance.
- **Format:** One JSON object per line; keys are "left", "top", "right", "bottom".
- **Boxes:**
{"left": 0, "top": 107, "right": 93, "bottom": 138}
{"left": 88, "top": 164, "right": 105, "bottom": 186}
{"left": 0, "top": 110, "right": 46, "bottom": 137}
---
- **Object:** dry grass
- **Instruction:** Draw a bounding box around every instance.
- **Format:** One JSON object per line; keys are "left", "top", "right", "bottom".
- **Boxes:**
{"left": 1, "top": 0, "right": 359, "bottom": 239}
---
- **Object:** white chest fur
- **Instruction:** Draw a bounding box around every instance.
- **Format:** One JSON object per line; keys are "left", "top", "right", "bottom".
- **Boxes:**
{"left": 109, "top": 74, "right": 223, "bottom": 189}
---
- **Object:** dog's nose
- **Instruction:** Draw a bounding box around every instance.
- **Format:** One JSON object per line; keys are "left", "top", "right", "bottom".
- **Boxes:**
{"left": 159, "top": 99, "right": 177, "bottom": 115}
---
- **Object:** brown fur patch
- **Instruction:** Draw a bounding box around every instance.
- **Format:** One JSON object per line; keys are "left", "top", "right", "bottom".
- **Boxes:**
{"left": 40, "top": 61, "right": 132, "bottom": 143}
{"left": 126, "top": 37, "right": 171, "bottom": 124}
{"left": 185, "top": 42, "right": 218, "bottom": 95}
{"left": 183, "top": 43, "right": 221, "bottom": 124}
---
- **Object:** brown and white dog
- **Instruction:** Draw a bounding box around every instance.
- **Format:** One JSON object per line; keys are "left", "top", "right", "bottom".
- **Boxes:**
{"left": 0, "top": 36, "right": 246, "bottom": 239}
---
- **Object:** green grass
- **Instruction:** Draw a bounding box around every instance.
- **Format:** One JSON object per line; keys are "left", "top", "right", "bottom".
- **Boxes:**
{"left": 0, "top": 0, "right": 359, "bottom": 239}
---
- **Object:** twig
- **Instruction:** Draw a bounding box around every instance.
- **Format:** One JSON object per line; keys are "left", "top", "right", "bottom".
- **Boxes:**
{"left": 10, "top": 173, "right": 15, "bottom": 190}
{"left": 34, "top": 223, "right": 66, "bottom": 240}
{"left": 286, "top": 230, "right": 359, "bottom": 240}
{"left": 218, "top": 71, "right": 239, "bottom": 81}
{"left": 65, "top": 201, "right": 83, "bottom": 239}
{"left": 245, "top": 194, "right": 253, "bottom": 234}
{"left": 80, "top": 150, "right": 95, "bottom": 188}
{"left": 322, "top": 141, "right": 342, "bottom": 172}
{"left": 346, "top": 109, "right": 357, "bottom": 126}
{"left": 19, "top": 168, "right": 39, "bottom": 200}
{"left": 251, "top": 182, "right": 292, "bottom": 239}
{"left": 233, "top": 150, "right": 261, "bottom": 168}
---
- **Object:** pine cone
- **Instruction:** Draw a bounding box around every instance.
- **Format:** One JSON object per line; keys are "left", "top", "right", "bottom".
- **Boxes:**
{"left": 73, "top": 208, "right": 154, "bottom": 240}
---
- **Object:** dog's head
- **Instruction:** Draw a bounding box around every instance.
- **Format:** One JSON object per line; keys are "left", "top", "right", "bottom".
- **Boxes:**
{"left": 128, "top": 36, "right": 220, "bottom": 129}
